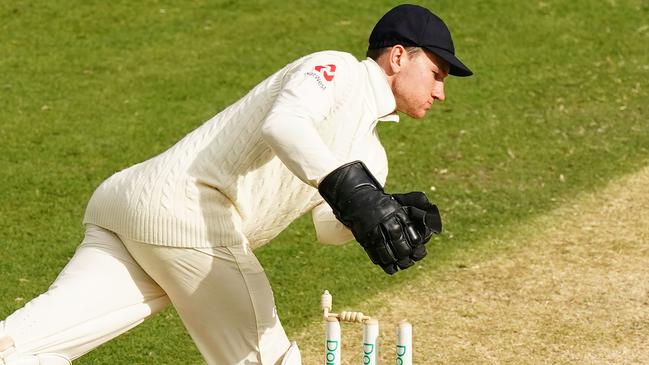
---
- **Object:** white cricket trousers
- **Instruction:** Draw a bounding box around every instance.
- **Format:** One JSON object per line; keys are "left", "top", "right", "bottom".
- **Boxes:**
{"left": 0, "top": 224, "right": 291, "bottom": 364}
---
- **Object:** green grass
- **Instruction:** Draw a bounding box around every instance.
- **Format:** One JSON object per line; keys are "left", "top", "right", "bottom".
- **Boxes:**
{"left": 1, "top": 0, "right": 648, "bottom": 363}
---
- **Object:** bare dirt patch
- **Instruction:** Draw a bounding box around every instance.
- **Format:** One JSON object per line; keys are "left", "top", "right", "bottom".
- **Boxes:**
{"left": 295, "top": 166, "right": 649, "bottom": 364}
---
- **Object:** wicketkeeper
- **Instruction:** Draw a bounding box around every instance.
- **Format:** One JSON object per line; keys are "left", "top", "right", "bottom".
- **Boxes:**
{"left": 0, "top": 4, "right": 471, "bottom": 364}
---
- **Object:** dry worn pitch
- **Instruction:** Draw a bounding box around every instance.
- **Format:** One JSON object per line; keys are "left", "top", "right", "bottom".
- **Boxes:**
{"left": 297, "top": 165, "right": 649, "bottom": 364}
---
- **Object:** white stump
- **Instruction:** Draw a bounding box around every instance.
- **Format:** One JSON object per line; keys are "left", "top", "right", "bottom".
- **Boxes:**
{"left": 362, "top": 319, "right": 379, "bottom": 365}
{"left": 396, "top": 321, "right": 412, "bottom": 365}
{"left": 325, "top": 317, "right": 341, "bottom": 365}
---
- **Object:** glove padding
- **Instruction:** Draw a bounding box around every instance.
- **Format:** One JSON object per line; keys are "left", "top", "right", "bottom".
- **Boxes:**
{"left": 318, "top": 161, "right": 428, "bottom": 274}
{"left": 393, "top": 192, "right": 443, "bottom": 245}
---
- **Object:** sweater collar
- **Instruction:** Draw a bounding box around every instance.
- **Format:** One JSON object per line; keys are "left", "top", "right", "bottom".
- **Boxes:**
{"left": 362, "top": 58, "right": 400, "bottom": 123}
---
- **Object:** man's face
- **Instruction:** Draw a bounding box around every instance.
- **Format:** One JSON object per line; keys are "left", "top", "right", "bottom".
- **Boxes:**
{"left": 392, "top": 50, "right": 449, "bottom": 119}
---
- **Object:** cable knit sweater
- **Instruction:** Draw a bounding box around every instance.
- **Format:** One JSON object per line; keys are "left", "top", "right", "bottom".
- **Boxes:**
{"left": 83, "top": 51, "right": 398, "bottom": 248}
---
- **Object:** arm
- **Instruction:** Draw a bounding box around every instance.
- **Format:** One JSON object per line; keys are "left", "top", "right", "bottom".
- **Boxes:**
{"left": 261, "top": 55, "right": 440, "bottom": 274}
{"left": 260, "top": 56, "right": 348, "bottom": 186}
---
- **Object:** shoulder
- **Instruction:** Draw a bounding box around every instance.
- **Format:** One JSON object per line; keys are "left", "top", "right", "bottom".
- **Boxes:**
{"left": 303, "top": 50, "right": 359, "bottom": 64}
{"left": 286, "top": 51, "right": 360, "bottom": 81}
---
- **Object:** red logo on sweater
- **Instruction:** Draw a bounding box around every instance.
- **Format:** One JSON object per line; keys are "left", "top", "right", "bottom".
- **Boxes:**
{"left": 314, "top": 64, "right": 336, "bottom": 81}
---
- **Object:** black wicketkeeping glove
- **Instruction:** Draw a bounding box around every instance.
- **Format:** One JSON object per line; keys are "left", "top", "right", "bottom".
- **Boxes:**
{"left": 318, "top": 161, "right": 427, "bottom": 274}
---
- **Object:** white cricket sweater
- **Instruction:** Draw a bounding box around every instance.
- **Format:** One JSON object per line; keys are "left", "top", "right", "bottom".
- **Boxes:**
{"left": 83, "top": 51, "right": 398, "bottom": 248}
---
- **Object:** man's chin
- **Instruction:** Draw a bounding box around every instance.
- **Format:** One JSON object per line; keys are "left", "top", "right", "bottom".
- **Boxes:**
{"left": 406, "top": 110, "right": 427, "bottom": 119}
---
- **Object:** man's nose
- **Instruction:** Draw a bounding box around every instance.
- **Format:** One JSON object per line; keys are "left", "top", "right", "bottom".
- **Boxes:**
{"left": 432, "top": 82, "right": 445, "bottom": 101}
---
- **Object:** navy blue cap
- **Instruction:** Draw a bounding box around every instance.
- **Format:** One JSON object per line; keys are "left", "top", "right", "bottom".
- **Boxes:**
{"left": 369, "top": 4, "right": 473, "bottom": 77}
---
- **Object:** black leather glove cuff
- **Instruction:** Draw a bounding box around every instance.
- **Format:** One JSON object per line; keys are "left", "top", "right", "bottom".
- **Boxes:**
{"left": 318, "top": 160, "right": 383, "bottom": 228}
{"left": 319, "top": 161, "right": 381, "bottom": 202}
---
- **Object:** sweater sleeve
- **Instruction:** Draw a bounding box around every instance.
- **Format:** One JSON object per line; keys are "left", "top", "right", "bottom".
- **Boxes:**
{"left": 311, "top": 201, "right": 354, "bottom": 245}
{"left": 260, "top": 54, "right": 352, "bottom": 187}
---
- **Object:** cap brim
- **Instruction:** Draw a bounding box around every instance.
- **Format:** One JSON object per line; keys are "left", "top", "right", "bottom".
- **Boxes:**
{"left": 424, "top": 46, "right": 473, "bottom": 77}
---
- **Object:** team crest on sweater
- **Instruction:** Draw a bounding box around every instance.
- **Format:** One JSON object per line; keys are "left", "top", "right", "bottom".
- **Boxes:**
{"left": 314, "top": 64, "right": 336, "bottom": 81}
{"left": 305, "top": 64, "right": 336, "bottom": 90}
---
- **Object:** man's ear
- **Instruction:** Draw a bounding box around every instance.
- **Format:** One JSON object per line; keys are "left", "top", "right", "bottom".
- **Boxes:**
{"left": 388, "top": 45, "right": 407, "bottom": 74}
